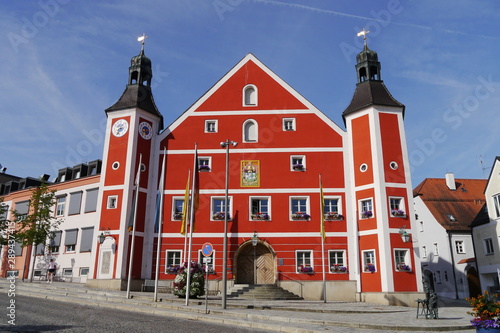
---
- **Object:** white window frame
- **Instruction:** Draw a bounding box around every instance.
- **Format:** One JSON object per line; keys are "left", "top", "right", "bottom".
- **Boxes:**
{"left": 79, "top": 267, "right": 89, "bottom": 276}
{"left": 328, "top": 250, "right": 346, "bottom": 273}
{"left": 362, "top": 250, "right": 376, "bottom": 272}
{"left": 107, "top": 195, "right": 118, "bottom": 209}
{"left": 389, "top": 197, "right": 406, "bottom": 216}
{"left": 455, "top": 240, "right": 465, "bottom": 254}
{"left": 56, "top": 196, "right": 66, "bottom": 217}
{"left": 324, "top": 197, "right": 342, "bottom": 215}
{"left": 493, "top": 194, "right": 500, "bottom": 218}
{"left": 433, "top": 243, "right": 439, "bottom": 256}
{"left": 283, "top": 118, "right": 296, "bottom": 131}
{"left": 198, "top": 156, "right": 211, "bottom": 172}
{"left": 296, "top": 250, "right": 313, "bottom": 272}
{"left": 421, "top": 245, "right": 427, "bottom": 258}
{"left": 359, "top": 198, "right": 374, "bottom": 219}
{"left": 394, "top": 248, "right": 410, "bottom": 271}
{"left": 165, "top": 250, "right": 182, "bottom": 272}
{"left": 243, "top": 119, "right": 258, "bottom": 143}
{"left": 290, "top": 196, "right": 310, "bottom": 220}
{"left": 484, "top": 238, "right": 495, "bottom": 255}
{"left": 172, "top": 197, "right": 185, "bottom": 221}
{"left": 211, "top": 196, "right": 232, "bottom": 221}
{"left": 243, "top": 84, "right": 258, "bottom": 106}
{"left": 290, "top": 155, "right": 305, "bottom": 171}
{"left": 205, "top": 120, "right": 218, "bottom": 133}
{"left": 63, "top": 268, "right": 73, "bottom": 277}
{"left": 250, "top": 196, "right": 271, "bottom": 220}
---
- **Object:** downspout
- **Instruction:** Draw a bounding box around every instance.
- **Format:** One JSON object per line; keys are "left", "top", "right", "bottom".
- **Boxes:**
{"left": 447, "top": 230, "right": 459, "bottom": 299}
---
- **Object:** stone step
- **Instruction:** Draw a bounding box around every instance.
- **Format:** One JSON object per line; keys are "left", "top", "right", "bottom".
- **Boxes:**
{"left": 228, "top": 284, "right": 303, "bottom": 300}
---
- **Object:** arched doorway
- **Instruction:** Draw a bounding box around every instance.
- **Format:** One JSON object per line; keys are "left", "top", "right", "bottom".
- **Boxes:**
{"left": 235, "top": 241, "right": 275, "bottom": 284}
{"left": 467, "top": 266, "right": 481, "bottom": 298}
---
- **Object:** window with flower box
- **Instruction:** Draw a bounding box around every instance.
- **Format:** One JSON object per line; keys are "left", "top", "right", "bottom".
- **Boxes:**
{"left": 324, "top": 197, "right": 343, "bottom": 220}
{"left": 290, "top": 155, "right": 305, "bottom": 171}
{"left": 172, "top": 198, "right": 185, "bottom": 220}
{"left": 198, "top": 157, "right": 211, "bottom": 172}
{"left": 329, "top": 250, "right": 347, "bottom": 273}
{"left": 394, "top": 249, "right": 411, "bottom": 271}
{"left": 290, "top": 197, "right": 310, "bottom": 220}
{"left": 359, "top": 199, "right": 373, "bottom": 219}
{"left": 198, "top": 250, "right": 215, "bottom": 274}
{"left": 389, "top": 197, "right": 405, "bottom": 217}
{"left": 363, "top": 250, "right": 376, "bottom": 272}
{"left": 250, "top": 197, "right": 270, "bottom": 220}
{"left": 296, "top": 250, "right": 313, "bottom": 273}
{"left": 212, "top": 197, "right": 231, "bottom": 221}
{"left": 165, "top": 250, "right": 182, "bottom": 274}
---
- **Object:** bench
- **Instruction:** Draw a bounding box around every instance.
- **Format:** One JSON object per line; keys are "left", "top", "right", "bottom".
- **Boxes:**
{"left": 142, "top": 279, "right": 172, "bottom": 293}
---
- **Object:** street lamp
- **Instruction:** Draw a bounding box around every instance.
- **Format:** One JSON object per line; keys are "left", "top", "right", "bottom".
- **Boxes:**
{"left": 252, "top": 231, "right": 259, "bottom": 284}
{"left": 399, "top": 226, "right": 410, "bottom": 243}
{"left": 98, "top": 229, "right": 110, "bottom": 245}
{"left": 220, "top": 139, "right": 237, "bottom": 309}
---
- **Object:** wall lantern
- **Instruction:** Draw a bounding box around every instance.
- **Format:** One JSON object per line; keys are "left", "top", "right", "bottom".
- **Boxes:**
{"left": 98, "top": 229, "right": 110, "bottom": 245}
{"left": 251, "top": 231, "right": 259, "bottom": 247}
{"left": 399, "top": 226, "right": 411, "bottom": 243}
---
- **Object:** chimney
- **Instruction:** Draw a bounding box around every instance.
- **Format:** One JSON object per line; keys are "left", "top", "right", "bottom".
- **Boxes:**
{"left": 445, "top": 172, "right": 456, "bottom": 190}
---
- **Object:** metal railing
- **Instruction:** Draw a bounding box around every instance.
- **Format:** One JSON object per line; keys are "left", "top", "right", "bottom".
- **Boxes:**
{"left": 277, "top": 271, "right": 304, "bottom": 298}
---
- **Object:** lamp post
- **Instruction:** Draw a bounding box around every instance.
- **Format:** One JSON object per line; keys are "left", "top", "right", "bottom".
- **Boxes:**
{"left": 220, "top": 139, "right": 237, "bottom": 309}
{"left": 252, "top": 231, "right": 259, "bottom": 284}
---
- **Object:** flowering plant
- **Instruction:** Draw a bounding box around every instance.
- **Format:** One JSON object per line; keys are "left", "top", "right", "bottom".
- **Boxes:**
{"left": 173, "top": 261, "right": 205, "bottom": 298}
{"left": 330, "top": 264, "right": 347, "bottom": 272}
{"left": 467, "top": 291, "right": 500, "bottom": 329}
{"left": 166, "top": 265, "right": 180, "bottom": 274}
{"left": 362, "top": 211, "right": 373, "bottom": 218}
{"left": 251, "top": 212, "right": 270, "bottom": 220}
{"left": 213, "top": 212, "right": 230, "bottom": 220}
{"left": 391, "top": 209, "right": 405, "bottom": 217}
{"left": 292, "top": 164, "right": 304, "bottom": 170}
{"left": 298, "top": 265, "right": 314, "bottom": 273}
{"left": 365, "top": 263, "right": 376, "bottom": 272}
{"left": 397, "top": 263, "right": 411, "bottom": 271}
{"left": 173, "top": 212, "right": 183, "bottom": 220}
{"left": 199, "top": 165, "right": 211, "bottom": 171}
{"left": 292, "top": 212, "right": 310, "bottom": 220}
{"left": 324, "top": 212, "right": 343, "bottom": 220}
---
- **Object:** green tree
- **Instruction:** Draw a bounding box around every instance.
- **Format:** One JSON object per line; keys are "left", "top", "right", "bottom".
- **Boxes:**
{"left": 12, "top": 183, "right": 62, "bottom": 281}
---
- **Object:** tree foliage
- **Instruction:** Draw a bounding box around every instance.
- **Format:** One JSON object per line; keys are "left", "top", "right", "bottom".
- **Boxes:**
{"left": 12, "top": 183, "right": 62, "bottom": 250}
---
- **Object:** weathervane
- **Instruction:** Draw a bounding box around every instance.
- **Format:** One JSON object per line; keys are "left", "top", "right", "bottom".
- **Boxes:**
{"left": 137, "top": 33, "right": 148, "bottom": 50}
{"left": 357, "top": 28, "right": 370, "bottom": 45}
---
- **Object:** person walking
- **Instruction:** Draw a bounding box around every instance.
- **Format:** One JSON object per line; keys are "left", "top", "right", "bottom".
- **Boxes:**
{"left": 47, "top": 259, "right": 56, "bottom": 283}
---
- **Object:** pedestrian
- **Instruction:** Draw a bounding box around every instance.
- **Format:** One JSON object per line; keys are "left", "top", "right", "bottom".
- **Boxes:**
{"left": 47, "top": 258, "right": 56, "bottom": 283}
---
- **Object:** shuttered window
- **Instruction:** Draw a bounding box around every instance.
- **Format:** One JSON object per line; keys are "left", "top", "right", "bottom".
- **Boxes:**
{"left": 68, "top": 192, "right": 82, "bottom": 215}
{"left": 84, "top": 188, "right": 99, "bottom": 213}
{"left": 80, "top": 227, "right": 94, "bottom": 252}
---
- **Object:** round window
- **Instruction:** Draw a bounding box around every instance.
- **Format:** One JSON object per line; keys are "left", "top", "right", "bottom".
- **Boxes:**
{"left": 390, "top": 161, "right": 398, "bottom": 170}
{"left": 360, "top": 163, "right": 368, "bottom": 172}
{"left": 112, "top": 161, "right": 120, "bottom": 170}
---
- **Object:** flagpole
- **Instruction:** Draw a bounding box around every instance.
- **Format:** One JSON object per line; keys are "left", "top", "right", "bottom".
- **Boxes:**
{"left": 185, "top": 143, "right": 198, "bottom": 306}
{"left": 126, "top": 154, "right": 142, "bottom": 299}
{"left": 154, "top": 148, "right": 166, "bottom": 302}
{"left": 319, "top": 174, "right": 327, "bottom": 303}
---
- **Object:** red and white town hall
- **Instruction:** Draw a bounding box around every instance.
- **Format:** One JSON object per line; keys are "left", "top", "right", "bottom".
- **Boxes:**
{"left": 2, "top": 35, "right": 422, "bottom": 305}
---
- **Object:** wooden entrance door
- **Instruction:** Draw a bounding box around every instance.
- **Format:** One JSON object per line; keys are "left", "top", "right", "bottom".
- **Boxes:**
{"left": 236, "top": 243, "right": 274, "bottom": 284}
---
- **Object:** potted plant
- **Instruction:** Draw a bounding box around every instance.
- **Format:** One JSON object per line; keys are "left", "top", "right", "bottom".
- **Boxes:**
{"left": 324, "top": 212, "right": 343, "bottom": 220}
{"left": 199, "top": 165, "right": 211, "bottom": 172}
{"left": 173, "top": 212, "right": 183, "bottom": 220}
{"left": 166, "top": 265, "right": 180, "bottom": 274}
{"left": 292, "top": 212, "right": 310, "bottom": 220}
{"left": 396, "top": 263, "right": 411, "bottom": 272}
{"left": 330, "top": 264, "right": 347, "bottom": 273}
{"left": 251, "top": 212, "right": 270, "bottom": 220}
{"left": 362, "top": 211, "right": 373, "bottom": 219}
{"left": 173, "top": 261, "right": 205, "bottom": 298}
{"left": 364, "top": 263, "right": 376, "bottom": 273}
{"left": 391, "top": 209, "right": 405, "bottom": 217}
{"left": 467, "top": 291, "right": 500, "bottom": 332}
{"left": 298, "top": 265, "right": 314, "bottom": 273}
{"left": 292, "top": 164, "right": 304, "bottom": 171}
{"left": 213, "top": 212, "right": 230, "bottom": 220}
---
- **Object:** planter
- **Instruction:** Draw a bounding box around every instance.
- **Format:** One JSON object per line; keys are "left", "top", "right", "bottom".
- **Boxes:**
{"left": 324, "top": 213, "right": 343, "bottom": 221}
{"left": 292, "top": 164, "right": 304, "bottom": 171}
{"left": 391, "top": 210, "right": 406, "bottom": 217}
{"left": 292, "top": 213, "right": 310, "bottom": 220}
{"left": 361, "top": 211, "right": 372, "bottom": 219}
{"left": 251, "top": 213, "right": 270, "bottom": 220}
{"left": 213, "top": 212, "right": 230, "bottom": 220}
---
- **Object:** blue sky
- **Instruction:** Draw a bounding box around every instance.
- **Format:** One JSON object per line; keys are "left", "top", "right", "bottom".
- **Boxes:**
{"left": 0, "top": 0, "right": 499, "bottom": 186}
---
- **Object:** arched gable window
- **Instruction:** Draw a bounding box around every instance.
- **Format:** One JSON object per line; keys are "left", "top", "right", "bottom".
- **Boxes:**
{"left": 243, "top": 85, "right": 257, "bottom": 106}
{"left": 243, "top": 119, "right": 258, "bottom": 142}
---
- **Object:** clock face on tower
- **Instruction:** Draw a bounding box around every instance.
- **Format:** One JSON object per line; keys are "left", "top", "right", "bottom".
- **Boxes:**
{"left": 112, "top": 119, "right": 129, "bottom": 137}
{"left": 139, "top": 122, "right": 153, "bottom": 140}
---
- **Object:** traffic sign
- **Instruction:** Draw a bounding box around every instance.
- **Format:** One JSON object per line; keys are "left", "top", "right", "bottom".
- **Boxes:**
{"left": 201, "top": 242, "right": 213, "bottom": 257}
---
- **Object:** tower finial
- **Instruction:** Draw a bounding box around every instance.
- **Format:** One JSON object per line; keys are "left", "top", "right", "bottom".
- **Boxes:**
{"left": 137, "top": 33, "right": 148, "bottom": 51}
{"left": 357, "top": 28, "right": 370, "bottom": 46}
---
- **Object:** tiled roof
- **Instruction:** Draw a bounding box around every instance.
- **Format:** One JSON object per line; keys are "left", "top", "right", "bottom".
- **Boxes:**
{"left": 413, "top": 178, "right": 487, "bottom": 231}
{"left": 342, "top": 80, "right": 404, "bottom": 117}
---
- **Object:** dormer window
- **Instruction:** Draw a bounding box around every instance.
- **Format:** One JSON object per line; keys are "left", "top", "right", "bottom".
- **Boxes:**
{"left": 243, "top": 85, "right": 257, "bottom": 106}
{"left": 446, "top": 214, "right": 456, "bottom": 222}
